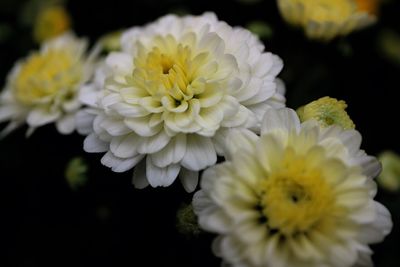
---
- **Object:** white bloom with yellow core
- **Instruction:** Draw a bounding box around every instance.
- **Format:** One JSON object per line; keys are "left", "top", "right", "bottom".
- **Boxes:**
{"left": 277, "top": 0, "right": 378, "bottom": 41}
{"left": 0, "top": 33, "right": 97, "bottom": 136}
{"left": 77, "top": 12, "right": 285, "bottom": 192}
{"left": 193, "top": 107, "right": 392, "bottom": 267}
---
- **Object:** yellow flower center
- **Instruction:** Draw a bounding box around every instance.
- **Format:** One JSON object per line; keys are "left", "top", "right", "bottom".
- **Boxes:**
{"left": 259, "top": 148, "right": 335, "bottom": 237}
{"left": 34, "top": 6, "right": 71, "bottom": 43}
{"left": 132, "top": 34, "right": 212, "bottom": 104}
{"left": 297, "top": 96, "right": 355, "bottom": 130}
{"left": 14, "top": 49, "right": 82, "bottom": 106}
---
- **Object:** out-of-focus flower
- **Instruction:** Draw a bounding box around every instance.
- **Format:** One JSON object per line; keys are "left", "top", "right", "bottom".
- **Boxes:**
{"left": 246, "top": 21, "right": 274, "bottom": 39}
{"left": 34, "top": 5, "right": 71, "bottom": 43}
{"left": 377, "top": 29, "right": 400, "bottom": 66}
{"left": 65, "top": 157, "right": 89, "bottom": 190}
{"left": 377, "top": 150, "right": 400, "bottom": 192}
{"left": 99, "top": 30, "right": 123, "bottom": 53}
{"left": 277, "top": 0, "right": 378, "bottom": 41}
{"left": 176, "top": 203, "right": 201, "bottom": 236}
{"left": 193, "top": 107, "right": 392, "bottom": 267}
{"left": 0, "top": 33, "right": 97, "bottom": 137}
{"left": 77, "top": 12, "right": 285, "bottom": 192}
{"left": 297, "top": 96, "right": 355, "bottom": 129}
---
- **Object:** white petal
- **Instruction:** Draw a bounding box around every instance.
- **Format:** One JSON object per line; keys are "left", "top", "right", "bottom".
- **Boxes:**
{"left": 192, "top": 190, "right": 213, "bottom": 215}
{"left": 146, "top": 157, "right": 180, "bottom": 187}
{"left": 358, "top": 201, "right": 393, "bottom": 244}
{"left": 137, "top": 130, "right": 171, "bottom": 154}
{"left": 261, "top": 107, "right": 300, "bottom": 135}
{"left": 339, "top": 130, "right": 362, "bottom": 155}
{"left": 224, "top": 128, "right": 258, "bottom": 160}
{"left": 75, "top": 109, "right": 96, "bottom": 135}
{"left": 198, "top": 207, "right": 232, "bottom": 233}
{"left": 179, "top": 168, "right": 199, "bottom": 193}
{"left": 181, "top": 134, "right": 217, "bottom": 171}
{"left": 63, "top": 98, "right": 81, "bottom": 112}
{"left": 124, "top": 116, "right": 162, "bottom": 137}
{"left": 0, "top": 121, "right": 22, "bottom": 138}
{"left": 110, "top": 133, "right": 140, "bottom": 158}
{"left": 0, "top": 105, "right": 20, "bottom": 122}
{"left": 101, "top": 151, "right": 144, "bottom": 173}
{"left": 79, "top": 84, "right": 100, "bottom": 107}
{"left": 26, "top": 108, "right": 61, "bottom": 127}
{"left": 132, "top": 158, "right": 149, "bottom": 189}
{"left": 112, "top": 102, "right": 151, "bottom": 118}
{"left": 56, "top": 114, "right": 75, "bottom": 134}
{"left": 150, "top": 134, "right": 186, "bottom": 167}
{"left": 100, "top": 118, "right": 131, "bottom": 136}
{"left": 84, "top": 133, "right": 109, "bottom": 153}
{"left": 105, "top": 52, "right": 133, "bottom": 76}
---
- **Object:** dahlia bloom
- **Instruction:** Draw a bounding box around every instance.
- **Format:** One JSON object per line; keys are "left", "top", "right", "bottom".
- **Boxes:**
{"left": 277, "top": 0, "right": 378, "bottom": 41}
{"left": 78, "top": 12, "right": 285, "bottom": 192}
{"left": 0, "top": 33, "right": 97, "bottom": 137}
{"left": 193, "top": 107, "right": 392, "bottom": 267}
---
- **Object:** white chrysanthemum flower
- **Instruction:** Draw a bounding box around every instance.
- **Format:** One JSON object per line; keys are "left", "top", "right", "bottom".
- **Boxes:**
{"left": 193, "top": 108, "right": 392, "bottom": 267}
{"left": 0, "top": 33, "right": 97, "bottom": 136}
{"left": 78, "top": 12, "right": 285, "bottom": 192}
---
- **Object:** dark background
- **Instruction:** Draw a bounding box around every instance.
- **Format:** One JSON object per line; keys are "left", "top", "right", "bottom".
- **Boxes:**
{"left": 1, "top": 0, "right": 400, "bottom": 266}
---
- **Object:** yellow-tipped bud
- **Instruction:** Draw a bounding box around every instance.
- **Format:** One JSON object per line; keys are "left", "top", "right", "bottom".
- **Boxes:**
{"left": 297, "top": 96, "right": 355, "bottom": 130}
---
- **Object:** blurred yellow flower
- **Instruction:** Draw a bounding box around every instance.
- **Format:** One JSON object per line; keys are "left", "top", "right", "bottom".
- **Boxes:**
{"left": 34, "top": 5, "right": 71, "bottom": 43}
{"left": 277, "top": 0, "right": 378, "bottom": 41}
{"left": 0, "top": 33, "right": 96, "bottom": 136}
{"left": 377, "top": 150, "right": 400, "bottom": 192}
{"left": 297, "top": 96, "right": 355, "bottom": 129}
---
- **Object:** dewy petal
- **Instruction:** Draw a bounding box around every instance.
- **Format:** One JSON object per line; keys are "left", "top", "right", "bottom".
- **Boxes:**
{"left": 181, "top": 134, "right": 217, "bottom": 171}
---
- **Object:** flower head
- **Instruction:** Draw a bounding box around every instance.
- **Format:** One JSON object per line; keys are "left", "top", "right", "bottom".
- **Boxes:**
{"left": 277, "top": 0, "right": 378, "bottom": 41}
{"left": 0, "top": 33, "right": 97, "bottom": 136}
{"left": 78, "top": 13, "right": 285, "bottom": 192}
{"left": 297, "top": 96, "right": 355, "bottom": 130}
{"left": 193, "top": 107, "right": 392, "bottom": 267}
{"left": 34, "top": 5, "right": 71, "bottom": 43}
